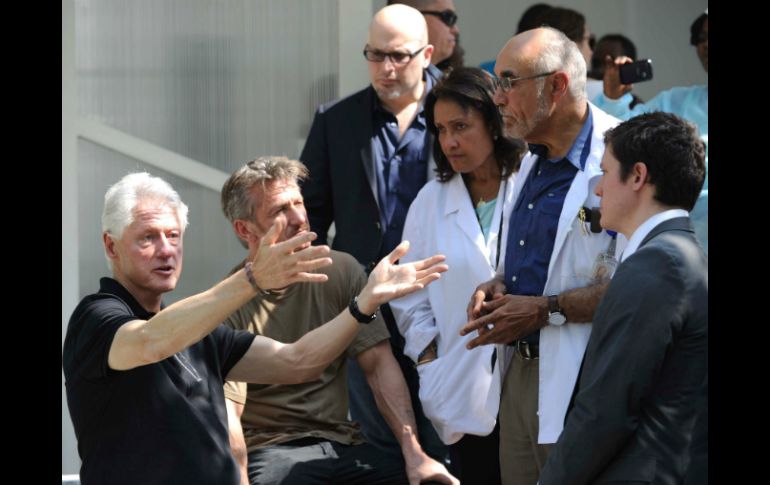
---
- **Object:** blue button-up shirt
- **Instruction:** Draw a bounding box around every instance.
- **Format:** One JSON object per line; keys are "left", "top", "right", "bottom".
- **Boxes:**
{"left": 372, "top": 74, "right": 435, "bottom": 259}
{"left": 503, "top": 110, "right": 594, "bottom": 344}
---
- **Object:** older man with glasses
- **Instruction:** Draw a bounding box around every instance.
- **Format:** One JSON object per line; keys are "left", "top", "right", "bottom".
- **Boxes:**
{"left": 300, "top": 2, "right": 450, "bottom": 472}
{"left": 461, "top": 27, "right": 622, "bottom": 485}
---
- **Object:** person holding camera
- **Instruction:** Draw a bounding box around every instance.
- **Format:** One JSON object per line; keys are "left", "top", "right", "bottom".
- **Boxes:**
{"left": 595, "top": 11, "right": 708, "bottom": 255}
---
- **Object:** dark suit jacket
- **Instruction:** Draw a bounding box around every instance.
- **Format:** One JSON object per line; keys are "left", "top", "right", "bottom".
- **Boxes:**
{"left": 299, "top": 65, "right": 442, "bottom": 271}
{"left": 539, "top": 217, "right": 708, "bottom": 485}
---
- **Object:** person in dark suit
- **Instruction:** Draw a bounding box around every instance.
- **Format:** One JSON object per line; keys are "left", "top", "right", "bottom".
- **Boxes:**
{"left": 539, "top": 111, "right": 708, "bottom": 485}
{"left": 299, "top": 3, "right": 447, "bottom": 463}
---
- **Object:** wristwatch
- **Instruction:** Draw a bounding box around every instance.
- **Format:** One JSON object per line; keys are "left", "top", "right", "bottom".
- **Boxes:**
{"left": 349, "top": 296, "right": 378, "bottom": 324}
{"left": 547, "top": 295, "right": 566, "bottom": 326}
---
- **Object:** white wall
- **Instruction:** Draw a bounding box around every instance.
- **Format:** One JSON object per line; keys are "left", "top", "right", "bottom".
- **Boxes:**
{"left": 455, "top": 0, "right": 707, "bottom": 100}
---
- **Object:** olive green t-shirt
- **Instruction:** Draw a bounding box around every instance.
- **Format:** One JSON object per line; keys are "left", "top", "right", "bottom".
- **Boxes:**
{"left": 223, "top": 250, "right": 389, "bottom": 451}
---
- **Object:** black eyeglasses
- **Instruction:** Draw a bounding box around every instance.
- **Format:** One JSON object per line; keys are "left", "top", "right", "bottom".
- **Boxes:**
{"left": 494, "top": 71, "right": 555, "bottom": 92}
{"left": 363, "top": 45, "right": 427, "bottom": 65}
{"left": 420, "top": 9, "right": 458, "bottom": 27}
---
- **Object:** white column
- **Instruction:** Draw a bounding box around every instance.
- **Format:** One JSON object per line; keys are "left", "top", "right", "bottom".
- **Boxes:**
{"left": 337, "top": 0, "right": 373, "bottom": 99}
{"left": 62, "top": 0, "right": 81, "bottom": 476}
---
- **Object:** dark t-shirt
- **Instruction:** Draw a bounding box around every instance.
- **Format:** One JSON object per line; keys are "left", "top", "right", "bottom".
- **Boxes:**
{"left": 62, "top": 277, "right": 256, "bottom": 485}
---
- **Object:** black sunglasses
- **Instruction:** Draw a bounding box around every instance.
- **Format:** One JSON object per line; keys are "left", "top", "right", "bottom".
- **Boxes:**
{"left": 420, "top": 9, "right": 458, "bottom": 27}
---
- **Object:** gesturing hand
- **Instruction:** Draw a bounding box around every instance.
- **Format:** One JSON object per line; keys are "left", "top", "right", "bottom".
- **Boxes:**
{"left": 460, "top": 294, "right": 548, "bottom": 349}
{"left": 357, "top": 241, "right": 448, "bottom": 314}
{"left": 466, "top": 277, "right": 507, "bottom": 322}
{"left": 251, "top": 219, "right": 333, "bottom": 290}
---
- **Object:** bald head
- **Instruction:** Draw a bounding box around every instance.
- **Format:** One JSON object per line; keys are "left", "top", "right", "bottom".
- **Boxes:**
{"left": 369, "top": 4, "right": 429, "bottom": 47}
{"left": 497, "top": 27, "right": 586, "bottom": 101}
{"left": 365, "top": 4, "right": 433, "bottom": 105}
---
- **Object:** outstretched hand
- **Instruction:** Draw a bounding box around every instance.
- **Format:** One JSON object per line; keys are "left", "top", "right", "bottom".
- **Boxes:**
{"left": 250, "top": 219, "right": 333, "bottom": 290}
{"left": 357, "top": 241, "right": 448, "bottom": 314}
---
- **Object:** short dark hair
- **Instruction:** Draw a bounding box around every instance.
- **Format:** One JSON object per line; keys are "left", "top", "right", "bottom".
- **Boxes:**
{"left": 517, "top": 3, "right": 552, "bottom": 34}
{"left": 690, "top": 11, "right": 708, "bottom": 46}
{"left": 534, "top": 6, "right": 586, "bottom": 43}
{"left": 425, "top": 67, "right": 526, "bottom": 182}
{"left": 604, "top": 112, "right": 706, "bottom": 211}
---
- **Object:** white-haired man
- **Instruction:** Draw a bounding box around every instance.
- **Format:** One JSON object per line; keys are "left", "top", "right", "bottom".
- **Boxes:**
{"left": 63, "top": 172, "right": 448, "bottom": 485}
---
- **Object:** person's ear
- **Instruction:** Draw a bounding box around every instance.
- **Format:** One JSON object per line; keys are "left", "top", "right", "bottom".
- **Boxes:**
{"left": 233, "top": 219, "right": 259, "bottom": 245}
{"left": 549, "top": 71, "right": 569, "bottom": 99}
{"left": 423, "top": 44, "right": 434, "bottom": 68}
{"left": 630, "top": 161, "right": 649, "bottom": 190}
{"left": 103, "top": 232, "right": 118, "bottom": 259}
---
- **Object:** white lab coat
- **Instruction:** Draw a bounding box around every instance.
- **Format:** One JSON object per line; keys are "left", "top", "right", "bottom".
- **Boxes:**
{"left": 390, "top": 174, "right": 516, "bottom": 445}
{"left": 491, "top": 103, "right": 626, "bottom": 444}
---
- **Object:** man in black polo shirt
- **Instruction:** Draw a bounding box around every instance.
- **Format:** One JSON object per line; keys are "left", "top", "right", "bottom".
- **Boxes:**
{"left": 62, "top": 172, "right": 447, "bottom": 485}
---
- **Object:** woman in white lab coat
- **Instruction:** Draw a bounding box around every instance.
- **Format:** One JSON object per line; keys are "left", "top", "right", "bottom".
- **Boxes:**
{"left": 390, "top": 67, "right": 525, "bottom": 485}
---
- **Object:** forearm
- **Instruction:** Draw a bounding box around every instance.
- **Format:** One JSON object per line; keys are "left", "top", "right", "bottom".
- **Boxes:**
{"left": 225, "top": 399, "right": 249, "bottom": 485}
{"left": 122, "top": 269, "right": 256, "bottom": 366}
{"left": 558, "top": 280, "right": 610, "bottom": 323}
{"left": 279, "top": 308, "right": 362, "bottom": 381}
{"left": 363, "top": 350, "right": 425, "bottom": 464}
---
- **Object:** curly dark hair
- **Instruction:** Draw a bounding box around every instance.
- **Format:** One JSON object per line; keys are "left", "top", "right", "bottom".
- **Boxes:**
{"left": 604, "top": 112, "right": 706, "bottom": 211}
{"left": 425, "top": 67, "right": 526, "bottom": 182}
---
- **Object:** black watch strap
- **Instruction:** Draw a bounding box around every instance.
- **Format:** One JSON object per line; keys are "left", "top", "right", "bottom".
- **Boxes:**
{"left": 548, "top": 295, "right": 561, "bottom": 313}
{"left": 349, "top": 296, "right": 377, "bottom": 324}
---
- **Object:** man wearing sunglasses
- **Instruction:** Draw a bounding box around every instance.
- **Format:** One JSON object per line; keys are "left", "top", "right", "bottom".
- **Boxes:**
{"left": 461, "top": 27, "right": 622, "bottom": 485}
{"left": 389, "top": 1, "right": 461, "bottom": 72}
{"left": 300, "top": 2, "right": 449, "bottom": 472}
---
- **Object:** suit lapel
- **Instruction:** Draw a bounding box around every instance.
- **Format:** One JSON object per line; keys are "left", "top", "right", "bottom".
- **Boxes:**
{"left": 356, "top": 87, "right": 379, "bottom": 208}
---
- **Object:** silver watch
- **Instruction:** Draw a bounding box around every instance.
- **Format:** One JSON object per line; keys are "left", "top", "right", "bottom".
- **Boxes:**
{"left": 547, "top": 295, "right": 566, "bottom": 326}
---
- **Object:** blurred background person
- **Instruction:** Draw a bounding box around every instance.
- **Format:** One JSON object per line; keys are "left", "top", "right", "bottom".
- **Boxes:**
{"left": 534, "top": 6, "right": 595, "bottom": 68}
{"left": 586, "top": 34, "right": 644, "bottom": 107}
{"left": 480, "top": 3, "right": 551, "bottom": 74}
{"left": 595, "top": 10, "right": 708, "bottom": 254}
{"left": 390, "top": 0, "right": 464, "bottom": 72}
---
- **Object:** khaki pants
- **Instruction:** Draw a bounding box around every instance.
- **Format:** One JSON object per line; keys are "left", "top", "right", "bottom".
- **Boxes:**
{"left": 499, "top": 350, "right": 553, "bottom": 485}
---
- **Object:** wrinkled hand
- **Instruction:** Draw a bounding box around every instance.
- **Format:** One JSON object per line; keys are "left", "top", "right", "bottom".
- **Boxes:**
{"left": 460, "top": 294, "right": 548, "bottom": 349}
{"left": 602, "top": 55, "right": 634, "bottom": 100}
{"left": 358, "top": 241, "right": 448, "bottom": 314}
{"left": 251, "top": 220, "right": 332, "bottom": 290}
{"left": 406, "top": 454, "right": 459, "bottom": 485}
{"left": 466, "top": 277, "right": 507, "bottom": 322}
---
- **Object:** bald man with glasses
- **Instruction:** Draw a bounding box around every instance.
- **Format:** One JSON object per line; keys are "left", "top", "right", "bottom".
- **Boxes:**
{"left": 300, "top": 2, "right": 449, "bottom": 471}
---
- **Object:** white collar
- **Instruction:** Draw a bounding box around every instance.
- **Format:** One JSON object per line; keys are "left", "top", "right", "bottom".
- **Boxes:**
{"left": 621, "top": 209, "right": 688, "bottom": 262}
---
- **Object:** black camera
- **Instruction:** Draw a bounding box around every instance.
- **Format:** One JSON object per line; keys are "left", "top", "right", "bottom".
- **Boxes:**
{"left": 619, "top": 59, "right": 653, "bottom": 85}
